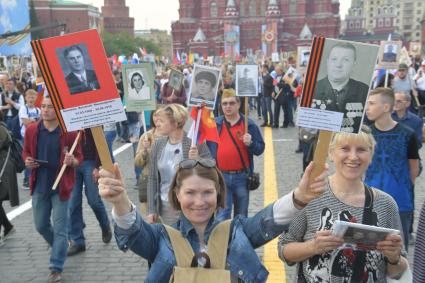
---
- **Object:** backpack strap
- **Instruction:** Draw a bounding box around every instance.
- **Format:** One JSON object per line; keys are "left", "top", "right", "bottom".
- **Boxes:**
{"left": 164, "top": 225, "right": 195, "bottom": 267}
{"left": 207, "top": 220, "right": 231, "bottom": 269}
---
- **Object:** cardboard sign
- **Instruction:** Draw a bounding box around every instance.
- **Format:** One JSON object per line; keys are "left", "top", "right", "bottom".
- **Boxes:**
{"left": 409, "top": 42, "right": 421, "bottom": 57}
{"left": 122, "top": 63, "right": 156, "bottom": 112}
{"left": 31, "top": 29, "right": 126, "bottom": 132}
{"left": 188, "top": 64, "right": 221, "bottom": 110}
{"left": 378, "top": 40, "right": 402, "bottom": 69}
{"left": 235, "top": 64, "right": 258, "bottom": 97}
{"left": 297, "top": 37, "right": 379, "bottom": 134}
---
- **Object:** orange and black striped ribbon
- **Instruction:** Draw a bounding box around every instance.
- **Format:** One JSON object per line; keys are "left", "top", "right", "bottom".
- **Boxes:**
{"left": 30, "top": 40, "right": 67, "bottom": 132}
{"left": 300, "top": 36, "right": 326, "bottom": 108}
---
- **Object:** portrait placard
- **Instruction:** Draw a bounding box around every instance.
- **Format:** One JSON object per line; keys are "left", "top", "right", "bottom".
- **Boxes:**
{"left": 188, "top": 64, "right": 221, "bottom": 110}
{"left": 235, "top": 64, "right": 258, "bottom": 97}
{"left": 409, "top": 42, "right": 421, "bottom": 57}
{"left": 297, "top": 46, "right": 311, "bottom": 71}
{"left": 122, "top": 63, "right": 156, "bottom": 112}
{"left": 283, "top": 66, "right": 298, "bottom": 85}
{"left": 31, "top": 29, "right": 126, "bottom": 132}
{"left": 298, "top": 37, "right": 379, "bottom": 134}
{"left": 168, "top": 68, "right": 184, "bottom": 91}
{"left": 0, "top": 56, "right": 7, "bottom": 73}
{"left": 378, "top": 40, "right": 402, "bottom": 69}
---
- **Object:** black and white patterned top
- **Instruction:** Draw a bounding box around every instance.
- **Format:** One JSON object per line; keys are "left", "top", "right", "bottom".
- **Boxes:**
{"left": 413, "top": 202, "right": 425, "bottom": 282}
{"left": 278, "top": 185, "right": 403, "bottom": 283}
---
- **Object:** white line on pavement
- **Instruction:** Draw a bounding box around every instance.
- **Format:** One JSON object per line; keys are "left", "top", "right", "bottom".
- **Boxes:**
{"left": 7, "top": 142, "right": 133, "bottom": 220}
{"left": 272, "top": 139, "right": 296, "bottom": 142}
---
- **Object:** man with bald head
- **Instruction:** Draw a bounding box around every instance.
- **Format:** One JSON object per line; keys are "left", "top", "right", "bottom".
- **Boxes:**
{"left": 312, "top": 42, "right": 369, "bottom": 133}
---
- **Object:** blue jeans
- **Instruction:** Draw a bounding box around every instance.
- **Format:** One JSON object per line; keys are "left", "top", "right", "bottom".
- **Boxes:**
{"left": 216, "top": 172, "right": 249, "bottom": 220}
{"left": 68, "top": 160, "right": 110, "bottom": 246}
{"left": 262, "top": 96, "right": 273, "bottom": 125}
{"left": 32, "top": 191, "right": 69, "bottom": 272}
{"left": 104, "top": 130, "right": 116, "bottom": 163}
{"left": 399, "top": 211, "right": 413, "bottom": 252}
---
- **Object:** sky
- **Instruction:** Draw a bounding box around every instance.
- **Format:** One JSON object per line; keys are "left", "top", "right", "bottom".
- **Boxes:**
{"left": 78, "top": 0, "right": 351, "bottom": 31}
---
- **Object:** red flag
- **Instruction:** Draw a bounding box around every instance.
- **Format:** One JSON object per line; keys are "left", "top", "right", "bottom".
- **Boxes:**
{"left": 34, "top": 79, "right": 45, "bottom": 108}
{"left": 190, "top": 106, "right": 219, "bottom": 144}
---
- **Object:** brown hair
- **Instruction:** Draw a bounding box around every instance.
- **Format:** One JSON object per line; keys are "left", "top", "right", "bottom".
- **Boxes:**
{"left": 168, "top": 165, "right": 227, "bottom": 211}
{"left": 369, "top": 87, "right": 395, "bottom": 107}
{"left": 155, "top": 103, "right": 188, "bottom": 129}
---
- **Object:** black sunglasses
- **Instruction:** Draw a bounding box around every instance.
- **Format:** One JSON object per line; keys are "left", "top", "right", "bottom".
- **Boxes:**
{"left": 179, "top": 159, "right": 216, "bottom": 169}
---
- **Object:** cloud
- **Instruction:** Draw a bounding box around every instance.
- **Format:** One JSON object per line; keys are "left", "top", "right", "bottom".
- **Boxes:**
{"left": 0, "top": 13, "right": 12, "bottom": 31}
{"left": 0, "top": 0, "right": 17, "bottom": 10}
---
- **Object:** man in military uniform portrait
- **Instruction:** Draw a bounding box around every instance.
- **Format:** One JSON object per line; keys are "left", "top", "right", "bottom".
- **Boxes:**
{"left": 192, "top": 70, "right": 217, "bottom": 101}
{"left": 62, "top": 45, "right": 100, "bottom": 95}
{"left": 312, "top": 42, "right": 369, "bottom": 133}
{"left": 237, "top": 68, "right": 256, "bottom": 96}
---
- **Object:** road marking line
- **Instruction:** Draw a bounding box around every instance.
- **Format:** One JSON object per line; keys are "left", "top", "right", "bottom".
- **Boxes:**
{"left": 272, "top": 139, "right": 296, "bottom": 142}
{"left": 263, "top": 127, "right": 286, "bottom": 283}
{"left": 7, "top": 142, "right": 133, "bottom": 220}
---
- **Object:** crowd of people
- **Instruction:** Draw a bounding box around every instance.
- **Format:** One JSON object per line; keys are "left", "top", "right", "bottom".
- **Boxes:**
{"left": 1, "top": 52, "right": 425, "bottom": 283}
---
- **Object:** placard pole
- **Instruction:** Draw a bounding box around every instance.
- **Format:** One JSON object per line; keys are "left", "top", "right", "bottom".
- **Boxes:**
{"left": 191, "top": 107, "right": 202, "bottom": 147}
{"left": 141, "top": 111, "right": 147, "bottom": 134}
{"left": 91, "top": 126, "right": 114, "bottom": 172}
{"left": 384, "top": 70, "right": 389, "bottom": 88}
{"left": 52, "top": 130, "right": 81, "bottom": 190}
{"left": 244, "top": 98, "right": 249, "bottom": 134}
{"left": 310, "top": 130, "right": 332, "bottom": 183}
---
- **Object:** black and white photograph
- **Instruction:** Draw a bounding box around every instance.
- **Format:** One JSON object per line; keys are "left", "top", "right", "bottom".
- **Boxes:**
{"left": 168, "top": 68, "right": 184, "bottom": 91}
{"left": 378, "top": 40, "right": 402, "bottom": 69}
{"left": 125, "top": 70, "right": 150, "bottom": 100}
{"left": 297, "top": 46, "right": 311, "bottom": 71}
{"left": 188, "top": 64, "right": 221, "bottom": 109}
{"left": 311, "top": 39, "right": 379, "bottom": 133}
{"left": 56, "top": 43, "right": 100, "bottom": 95}
{"left": 0, "top": 56, "right": 7, "bottom": 73}
{"left": 235, "top": 64, "right": 258, "bottom": 97}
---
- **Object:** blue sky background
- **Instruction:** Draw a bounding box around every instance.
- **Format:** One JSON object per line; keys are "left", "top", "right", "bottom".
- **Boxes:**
{"left": 0, "top": 0, "right": 31, "bottom": 56}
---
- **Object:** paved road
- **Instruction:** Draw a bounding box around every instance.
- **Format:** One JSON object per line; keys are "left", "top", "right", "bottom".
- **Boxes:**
{"left": 1, "top": 113, "right": 423, "bottom": 282}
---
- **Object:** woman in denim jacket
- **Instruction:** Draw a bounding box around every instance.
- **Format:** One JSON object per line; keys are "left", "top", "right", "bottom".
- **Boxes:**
{"left": 98, "top": 159, "right": 327, "bottom": 283}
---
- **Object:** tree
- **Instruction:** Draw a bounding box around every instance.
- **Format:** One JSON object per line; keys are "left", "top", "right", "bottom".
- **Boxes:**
{"left": 101, "top": 31, "right": 162, "bottom": 57}
{"left": 29, "top": 0, "right": 43, "bottom": 39}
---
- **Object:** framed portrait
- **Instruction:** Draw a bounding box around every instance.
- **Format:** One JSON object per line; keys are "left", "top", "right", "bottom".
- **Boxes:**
{"left": 31, "top": 29, "right": 126, "bottom": 132}
{"left": 188, "top": 64, "right": 221, "bottom": 110}
{"left": 297, "top": 46, "right": 311, "bottom": 71}
{"left": 283, "top": 66, "right": 298, "bottom": 85}
{"left": 378, "top": 40, "right": 402, "bottom": 69}
{"left": 168, "top": 68, "right": 184, "bottom": 91}
{"left": 122, "top": 63, "right": 156, "bottom": 112}
{"left": 0, "top": 56, "right": 8, "bottom": 73}
{"left": 409, "top": 42, "right": 421, "bottom": 57}
{"left": 11, "top": 56, "right": 20, "bottom": 67}
{"left": 236, "top": 64, "right": 258, "bottom": 97}
{"left": 298, "top": 37, "right": 379, "bottom": 134}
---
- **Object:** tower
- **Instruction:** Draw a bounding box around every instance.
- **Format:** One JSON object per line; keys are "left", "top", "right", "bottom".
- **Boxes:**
{"left": 101, "top": 0, "right": 134, "bottom": 35}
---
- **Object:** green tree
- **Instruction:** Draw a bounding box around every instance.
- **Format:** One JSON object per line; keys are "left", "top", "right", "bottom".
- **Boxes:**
{"left": 101, "top": 31, "right": 162, "bottom": 57}
{"left": 29, "top": 0, "right": 43, "bottom": 39}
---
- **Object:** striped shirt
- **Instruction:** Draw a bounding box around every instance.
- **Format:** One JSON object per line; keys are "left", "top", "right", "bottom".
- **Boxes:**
{"left": 413, "top": 201, "right": 425, "bottom": 282}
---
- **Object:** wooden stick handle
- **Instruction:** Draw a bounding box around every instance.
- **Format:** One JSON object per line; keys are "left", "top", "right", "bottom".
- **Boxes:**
{"left": 91, "top": 126, "right": 114, "bottom": 172}
{"left": 52, "top": 130, "right": 81, "bottom": 190}
{"left": 244, "top": 98, "right": 249, "bottom": 134}
{"left": 310, "top": 130, "right": 332, "bottom": 182}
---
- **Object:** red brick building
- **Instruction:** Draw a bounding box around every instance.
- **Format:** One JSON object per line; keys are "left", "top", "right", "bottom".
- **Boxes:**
{"left": 171, "top": 0, "right": 340, "bottom": 58}
{"left": 101, "top": 0, "right": 134, "bottom": 35}
{"left": 33, "top": 0, "right": 100, "bottom": 38}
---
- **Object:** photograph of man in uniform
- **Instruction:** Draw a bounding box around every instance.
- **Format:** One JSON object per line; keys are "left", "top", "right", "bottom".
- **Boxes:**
{"left": 237, "top": 67, "right": 256, "bottom": 96}
{"left": 301, "top": 50, "right": 310, "bottom": 67}
{"left": 0, "top": 57, "right": 6, "bottom": 73}
{"left": 312, "top": 42, "right": 370, "bottom": 133}
{"left": 60, "top": 44, "right": 100, "bottom": 95}
{"left": 382, "top": 44, "right": 397, "bottom": 62}
{"left": 169, "top": 69, "right": 183, "bottom": 91}
{"left": 192, "top": 71, "right": 217, "bottom": 101}
{"left": 127, "top": 71, "right": 150, "bottom": 100}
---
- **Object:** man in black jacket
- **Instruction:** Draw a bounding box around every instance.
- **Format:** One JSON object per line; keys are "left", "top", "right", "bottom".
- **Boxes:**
{"left": 261, "top": 64, "right": 274, "bottom": 127}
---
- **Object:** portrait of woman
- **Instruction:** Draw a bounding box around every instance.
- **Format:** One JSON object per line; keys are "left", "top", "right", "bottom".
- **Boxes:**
{"left": 127, "top": 71, "right": 150, "bottom": 100}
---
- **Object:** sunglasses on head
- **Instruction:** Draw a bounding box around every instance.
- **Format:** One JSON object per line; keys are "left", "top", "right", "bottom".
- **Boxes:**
{"left": 179, "top": 159, "right": 217, "bottom": 169}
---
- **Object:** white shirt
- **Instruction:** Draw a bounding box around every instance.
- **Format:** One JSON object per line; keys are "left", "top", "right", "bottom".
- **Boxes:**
{"left": 73, "top": 71, "right": 87, "bottom": 83}
{"left": 3, "top": 91, "right": 24, "bottom": 117}
{"left": 18, "top": 105, "right": 40, "bottom": 138}
{"left": 415, "top": 71, "right": 425, "bottom": 90}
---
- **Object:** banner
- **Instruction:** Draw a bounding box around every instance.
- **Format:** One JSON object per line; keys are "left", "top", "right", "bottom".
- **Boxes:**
{"left": 224, "top": 24, "right": 240, "bottom": 58}
{"left": 261, "top": 23, "right": 278, "bottom": 57}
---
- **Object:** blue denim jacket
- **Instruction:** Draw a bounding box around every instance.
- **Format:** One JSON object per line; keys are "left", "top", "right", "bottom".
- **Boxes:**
{"left": 207, "top": 114, "right": 265, "bottom": 173}
{"left": 114, "top": 204, "right": 286, "bottom": 282}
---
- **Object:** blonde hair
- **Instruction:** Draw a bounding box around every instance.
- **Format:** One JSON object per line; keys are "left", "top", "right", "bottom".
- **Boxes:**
{"left": 222, "top": 88, "right": 240, "bottom": 102}
{"left": 25, "top": 89, "right": 37, "bottom": 97}
{"left": 329, "top": 126, "right": 376, "bottom": 157}
{"left": 156, "top": 103, "right": 188, "bottom": 129}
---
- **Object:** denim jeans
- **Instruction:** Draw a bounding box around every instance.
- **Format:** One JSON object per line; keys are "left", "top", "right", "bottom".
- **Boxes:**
{"left": 216, "top": 172, "right": 249, "bottom": 220}
{"left": 262, "top": 96, "right": 273, "bottom": 125}
{"left": 32, "top": 191, "right": 69, "bottom": 272}
{"left": 68, "top": 160, "right": 110, "bottom": 246}
{"left": 399, "top": 211, "right": 413, "bottom": 252}
{"left": 104, "top": 130, "right": 116, "bottom": 163}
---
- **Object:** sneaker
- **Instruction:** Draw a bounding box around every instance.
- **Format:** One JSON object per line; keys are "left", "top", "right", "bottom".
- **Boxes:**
{"left": 3, "top": 226, "right": 15, "bottom": 240}
{"left": 409, "top": 234, "right": 416, "bottom": 245}
{"left": 102, "top": 227, "right": 112, "bottom": 244}
{"left": 23, "top": 179, "right": 29, "bottom": 187}
{"left": 47, "top": 271, "right": 62, "bottom": 283}
{"left": 22, "top": 185, "right": 30, "bottom": 190}
{"left": 67, "top": 243, "right": 86, "bottom": 256}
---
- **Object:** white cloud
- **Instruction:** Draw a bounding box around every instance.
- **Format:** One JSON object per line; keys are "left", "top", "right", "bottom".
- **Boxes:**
{"left": 0, "top": 13, "right": 12, "bottom": 31}
{"left": 0, "top": 0, "right": 17, "bottom": 10}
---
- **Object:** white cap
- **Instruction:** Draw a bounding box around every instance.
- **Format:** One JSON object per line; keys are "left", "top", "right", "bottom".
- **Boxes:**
{"left": 183, "top": 68, "right": 190, "bottom": 74}
{"left": 421, "top": 60, "right": 425, "bottom": 66}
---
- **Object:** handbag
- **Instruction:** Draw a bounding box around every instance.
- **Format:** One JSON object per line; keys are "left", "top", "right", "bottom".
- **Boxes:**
{"left": 224, "top": 120, "right": 260, "bottom": 191}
